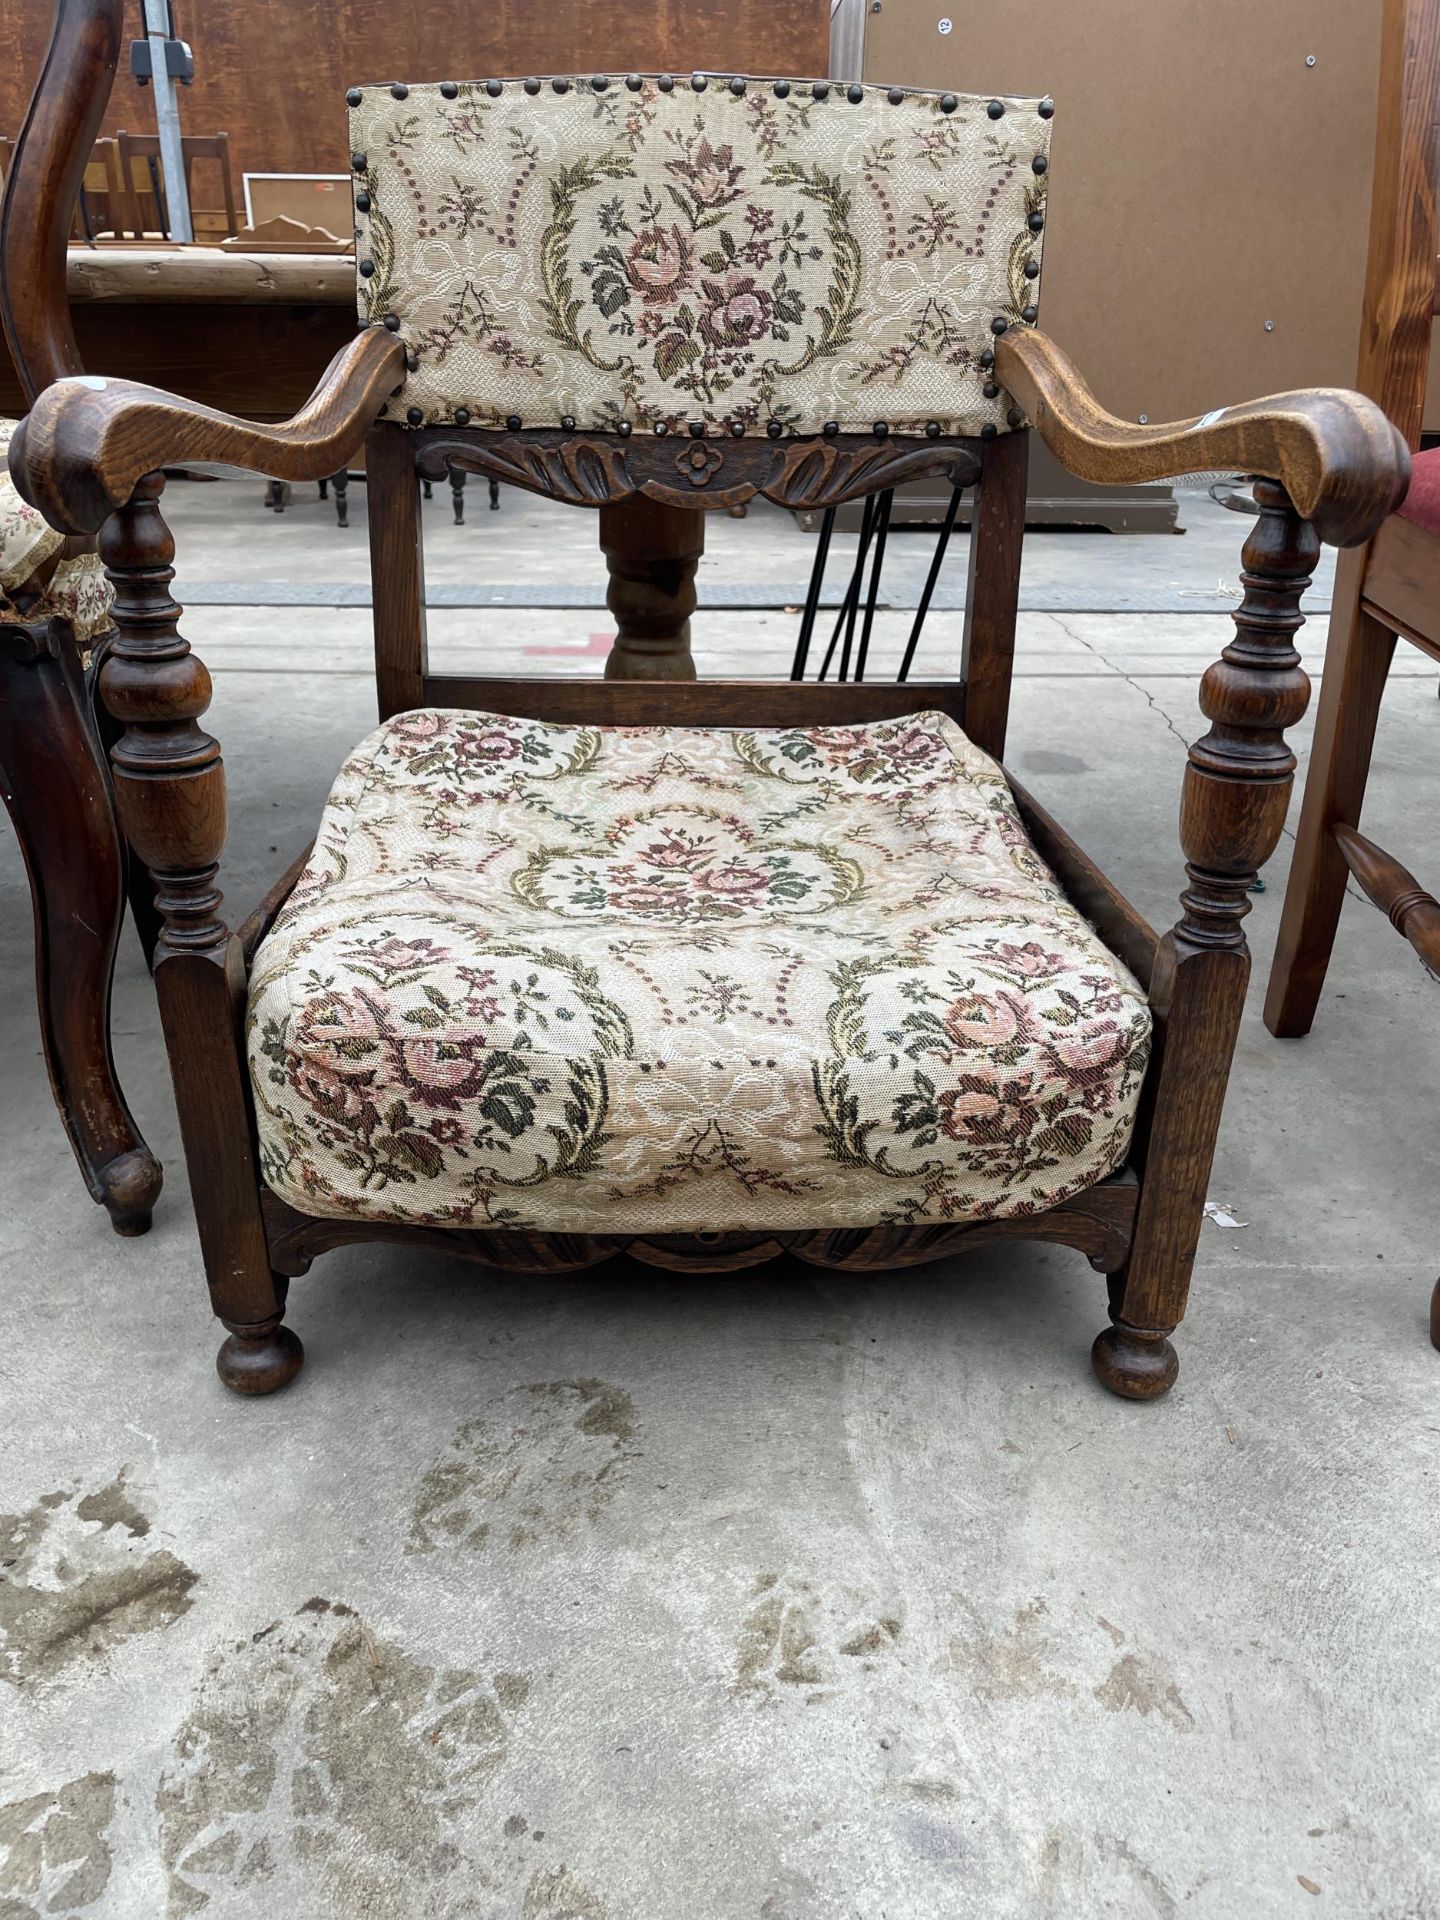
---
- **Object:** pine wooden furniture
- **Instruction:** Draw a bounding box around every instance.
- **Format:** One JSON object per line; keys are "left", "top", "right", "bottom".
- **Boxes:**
{"left": 1, "top": 131, "right": 136, "bottom": 239}
{"left": 7, "top": 7, "right": 1408, "bottom": 1400}
{"left": 113, "top": 130, "right": 240, "bottom": 240}
{"left": 1262, "top": 0, "right": 1440, "bottom": 1347}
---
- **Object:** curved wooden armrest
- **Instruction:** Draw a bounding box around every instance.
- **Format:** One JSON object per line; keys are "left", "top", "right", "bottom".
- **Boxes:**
{"left": 996, "top": 330, "right": 1409, "bottom": 547}
{"left": 8, "top": 329, "right": 406, "bottom": 535}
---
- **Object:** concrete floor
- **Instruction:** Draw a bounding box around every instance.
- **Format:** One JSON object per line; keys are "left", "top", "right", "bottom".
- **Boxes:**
{"left": 1, "top": 479, "right": 1437, "bottom": 1919}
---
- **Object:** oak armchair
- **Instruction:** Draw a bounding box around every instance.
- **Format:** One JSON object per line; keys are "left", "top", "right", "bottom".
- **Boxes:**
{"left": 8, "top": 35, "right": 1407, "bottom": 1402}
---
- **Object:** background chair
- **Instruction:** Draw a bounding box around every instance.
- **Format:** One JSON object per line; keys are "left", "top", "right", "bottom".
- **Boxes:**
{"left": 7, "top": 21, "right": 1406, "bottom": 1397}
{"left": 1263, "top": 0, "right": 1440, "bottom": 1347}
{"left": 114, "top": 128, "right": 240, "bottom": 239}
{"left": 0, "top": 0, "right": 164, "bottom": 1235}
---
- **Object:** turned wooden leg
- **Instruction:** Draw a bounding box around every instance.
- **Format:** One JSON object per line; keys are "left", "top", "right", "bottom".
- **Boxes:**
{"left": 1093, "top": 1271, "right": 1181, "bottom": 1399}
{"left": 488, "top": 477, "right": 501, "bottom": 511}
{"left": 216, "top": 1289, "right": 305, "bottom": 1396}
{"left": 99, "top": 475, "right": 302, "bottom": 1394}
{"left": 1265, "top": 548, "right": 1397, "bottom": 1037}
{"left": 1099, "top": 481, "right": 1316, "bottom": 1401}
{"left": 87, "top": 631, "right": 162, "bottom": 968}
{"left": 0, "top": 619, "right": 163, "bottom": 1234}
{"left": 599, "top": 495, "right": 704, "bottom": 680}
{"left": 447, "top": 462, "right": 466, "bottom": 525}
{"left": 332, "top": 469, "right": 350, "bottom": 528}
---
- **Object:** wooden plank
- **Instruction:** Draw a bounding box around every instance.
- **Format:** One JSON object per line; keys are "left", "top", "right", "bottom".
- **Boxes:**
{"left": 65, "top": 246, "right": 354, "bottom": 304}
{"left": 418, "top": 676, "right": 968, "bottom": 728}
{"left": 1350, "top": 0, "right": 1440, "bottom": 445}
{"left": 1358, "top": 506, "right": 1440, "bottom": 651}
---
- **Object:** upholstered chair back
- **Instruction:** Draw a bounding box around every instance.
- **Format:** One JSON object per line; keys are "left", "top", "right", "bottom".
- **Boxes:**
{"left": 348, "top": 76, "right": 1052, "bottom": 438}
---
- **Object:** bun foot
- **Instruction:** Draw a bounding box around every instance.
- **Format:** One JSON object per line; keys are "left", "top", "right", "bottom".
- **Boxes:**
{"left": 1091, "top": 1320, "right": 1179, "bottom": 1400}
{"left": 99, "top": 1147, "right": 164, "bottom": 1237}
{"left": 217, "top": 1315, "right": 304, "bottom": 1396}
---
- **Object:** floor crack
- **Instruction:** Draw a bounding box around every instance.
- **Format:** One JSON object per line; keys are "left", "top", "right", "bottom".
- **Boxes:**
{"left": 1048, "top": 613, "right": 1365, "bottom": 905}
{"left": 1050, "top": 613, "right": 1194, "bottom": 754}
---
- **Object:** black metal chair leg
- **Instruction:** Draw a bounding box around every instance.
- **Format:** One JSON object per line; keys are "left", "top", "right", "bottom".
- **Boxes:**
{"left": 818, "top": 494, "right": 876, "bottom": 683}
{"left": 791, "top": 507, "right": 836, "bottom": 681}
{"left": 853, "top": 490, "right": 893, "bottom": 683}
{"left": 896, "top": 485, "right": 966, "bottom": 683}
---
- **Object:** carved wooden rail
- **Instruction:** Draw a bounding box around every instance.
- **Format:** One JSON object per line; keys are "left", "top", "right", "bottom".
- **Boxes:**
{"left": 1332, "top": 823, "right": 1440, "bottom": 975}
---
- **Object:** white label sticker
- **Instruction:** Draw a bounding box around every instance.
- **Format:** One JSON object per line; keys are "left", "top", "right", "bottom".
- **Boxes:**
{"left": 1196, "top": 407, "right": 1227, "bottom": 429}
{"left": 938, "top": 17, "right": 953, "bottom": 33}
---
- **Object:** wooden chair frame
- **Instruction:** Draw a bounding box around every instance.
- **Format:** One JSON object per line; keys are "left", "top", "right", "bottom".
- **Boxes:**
{"left": 3, "top": 3, "right": 1409, "bottom": 1401}
{"left": 1266, "top": 0, "right": 1440, "bottom": 1041}
{"left": 1262, "top": 0, "right": 1440, "bottom": 1347}
{"left": 0, "top": 0, "right": 165, "bottom": 1236}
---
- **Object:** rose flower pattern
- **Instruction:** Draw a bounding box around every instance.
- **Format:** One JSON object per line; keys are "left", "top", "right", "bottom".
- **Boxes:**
{"left": 247, "top": 711, "right": 1150, "bottom": 1233}
{"left": 349, "top": 76, "right": 1050, "bottom": 435}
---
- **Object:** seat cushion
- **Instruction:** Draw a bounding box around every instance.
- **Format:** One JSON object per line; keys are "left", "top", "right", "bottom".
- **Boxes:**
{"left": 247, "top": 710, "right": 1151, "bottom": 1234}
{"left": 1396, "top": 444, "right": 1440, "bottom": 536}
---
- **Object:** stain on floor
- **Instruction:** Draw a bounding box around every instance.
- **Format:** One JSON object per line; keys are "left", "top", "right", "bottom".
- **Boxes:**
{"left": 733, "top": 1573, "right": 904, "bottom": 1704}
{"left": 0, "top": 1770, "right": 116, "bottom": 1918}
{"left": 0, "top": 1477, "right": 197, "bottom": 1690}
{"left": 408, "top": 1380, "right": 639, "bottom": 1555}
{"left": 1037, "top": 1827, "right": 1182, "bottom": 1918}
{"left": 945, "top": 1597, "right": 1072, "bottom": 1703}
{"left": 520, "top": 1863, "right": 609, "bottom": 1919}
{"left": 156, "top": 1600, "right": 536, "bottom": 1917}
{"left": 1093, "top": 1650, "right": 1195, "bottom": 1731}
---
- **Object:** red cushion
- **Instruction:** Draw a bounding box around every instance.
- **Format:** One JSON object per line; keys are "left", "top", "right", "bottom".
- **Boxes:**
{"left": 1397, "top": 445, "right": 1440, "bottom": 535}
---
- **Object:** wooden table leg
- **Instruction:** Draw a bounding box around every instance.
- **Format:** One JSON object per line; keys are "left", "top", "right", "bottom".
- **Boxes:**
{"left": 0, "top": 618, "right": 163, "bottom": 1235}
{"left": 599, "top": 496, "right": 704, "bottom": 681}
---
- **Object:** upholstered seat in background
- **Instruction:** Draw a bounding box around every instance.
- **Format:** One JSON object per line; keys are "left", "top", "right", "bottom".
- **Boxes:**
{"left": 1394, "top": 444, "right": 1440, "bottom": 535}
{"left": 0, "top": 419, "right": 112, "bottom": 643}
{"left": 247, "top": 710, "right": 1151, "bottom": 1232}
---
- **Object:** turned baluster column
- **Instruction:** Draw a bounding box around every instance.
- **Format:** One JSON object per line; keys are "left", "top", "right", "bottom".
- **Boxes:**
{"left": 97, "top": 473, "right": 302, "bottom": 1393}
{"left": 599, "top": 494, "right": 705, "bottom": 680}
{"left": 1094, "top": 478, "right": 1317, "bottom": 1399}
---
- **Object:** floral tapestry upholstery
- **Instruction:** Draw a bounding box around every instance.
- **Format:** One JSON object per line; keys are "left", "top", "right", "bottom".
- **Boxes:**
{"left": 247, "top": 710, "right": 1149, "bottom": 1234}
{"left": 0, "top": 418, "right": 114, "bottom": 645}
{"left": 348, "top": 77, "right": 1051, "bottom": 436}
